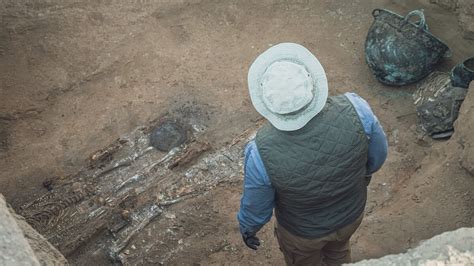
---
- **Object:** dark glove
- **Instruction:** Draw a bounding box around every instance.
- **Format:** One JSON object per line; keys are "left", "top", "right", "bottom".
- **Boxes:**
{"left": 242, "top": 232, "right": 260, "bottom": 250}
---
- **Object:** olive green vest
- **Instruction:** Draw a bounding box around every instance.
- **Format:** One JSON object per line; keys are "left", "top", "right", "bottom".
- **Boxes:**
{"left": 255, "top": 95, "right": 368, "bottom": 238}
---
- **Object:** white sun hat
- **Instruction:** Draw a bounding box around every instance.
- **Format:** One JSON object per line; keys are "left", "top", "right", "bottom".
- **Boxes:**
{"left": 248, "top": 43, "right": 328, "bottom": 131}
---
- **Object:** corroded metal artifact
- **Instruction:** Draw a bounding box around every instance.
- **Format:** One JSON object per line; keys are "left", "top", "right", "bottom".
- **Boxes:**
{"left": 413, "top": 72, "right": 467, "bottom": 138}
{"left": 150, "top": 120, "right": 187, "bottom": 152}
{"left": 365, "top": 9, "right": 450, "bottom": 86}
{"left": 451, "top": 57, "right": 474, "bottom": 88}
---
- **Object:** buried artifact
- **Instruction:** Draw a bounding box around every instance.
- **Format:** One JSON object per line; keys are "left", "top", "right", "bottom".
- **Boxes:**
{"left": 150, "top": 120, "right": 187, "bottom": 152}
{"left": 365, "top": 9, "right": 450, "bottom": 86}
{"left": 413, "top": 72, "right": 467, "bottom": 139}
{"left": 451, "top": 57, "right": 474, "bottom": 89}
{"left": 413, "top": 57, "right": 473, "bottom": 139}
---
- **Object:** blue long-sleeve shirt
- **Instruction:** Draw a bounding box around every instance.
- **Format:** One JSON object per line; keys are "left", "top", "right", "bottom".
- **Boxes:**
{"left": 237, "top": 92, "right": 388, "bottom": 236}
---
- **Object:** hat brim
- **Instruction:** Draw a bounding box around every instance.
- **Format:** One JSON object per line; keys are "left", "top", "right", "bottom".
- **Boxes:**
{"left": 248, "top": 43, "right": 328, "bottom": 131}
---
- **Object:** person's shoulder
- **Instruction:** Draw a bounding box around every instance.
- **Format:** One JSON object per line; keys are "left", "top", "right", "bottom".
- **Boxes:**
{"left": 343, "top": 92, "right": 370, "bottom": 106}
{"left": 343, "top": 92, "right": 379, "bottom": 134}
{"left": 244, "top": 140, "right": 262, "bottom": 163}
{"left": 245, "top": 139, "right": 257, "bottom": 152}
{"left": 343, "top": 92, "right": 373, "bottom": 111}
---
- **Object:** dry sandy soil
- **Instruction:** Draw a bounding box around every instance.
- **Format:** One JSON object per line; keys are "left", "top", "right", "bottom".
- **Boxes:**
{"left": 0, "top": 0, "right": 473, "bottom": 265}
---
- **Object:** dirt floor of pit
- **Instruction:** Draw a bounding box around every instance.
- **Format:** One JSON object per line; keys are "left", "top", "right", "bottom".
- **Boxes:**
{"left": 1, "top": 0, "right": 473, "bottom": 265}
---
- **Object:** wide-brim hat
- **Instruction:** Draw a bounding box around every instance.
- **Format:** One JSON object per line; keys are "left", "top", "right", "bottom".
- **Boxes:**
{"left": 248, "top": 43, "right": 328, "bottom": 131}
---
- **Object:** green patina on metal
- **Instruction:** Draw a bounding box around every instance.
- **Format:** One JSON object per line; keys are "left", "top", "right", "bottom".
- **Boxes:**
{"left": 451, "top": 57, "right": 474, "bottom": 88}
{"left": 365, "top": 9, "right": 451, "bottom": 86}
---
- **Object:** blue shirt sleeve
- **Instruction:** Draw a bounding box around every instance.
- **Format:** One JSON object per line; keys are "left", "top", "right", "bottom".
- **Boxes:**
{"left": 237, "top": 140, "right": 275, "bottom": 236}
{"left": 345, "top": 92, "right": 388, "bottom": 175}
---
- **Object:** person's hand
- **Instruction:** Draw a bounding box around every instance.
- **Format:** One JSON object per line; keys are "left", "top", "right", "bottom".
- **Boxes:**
{"left": 242, "top": 232, "right": 260, "bottom": 250}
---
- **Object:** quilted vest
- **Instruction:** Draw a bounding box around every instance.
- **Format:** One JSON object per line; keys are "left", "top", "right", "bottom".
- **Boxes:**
{"left": 255, "top": 95, "right": 368, "bottom": 238}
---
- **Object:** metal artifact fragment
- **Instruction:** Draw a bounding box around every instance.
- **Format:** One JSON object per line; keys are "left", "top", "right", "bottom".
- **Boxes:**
{"left": 413, "top": 72, "right": 467, "bottom": 138}
{"left": 451, "top": 57, "right": 474, "bottom": 89}
{"left": 150, "top": 120, "right": 187, "bottom": 152}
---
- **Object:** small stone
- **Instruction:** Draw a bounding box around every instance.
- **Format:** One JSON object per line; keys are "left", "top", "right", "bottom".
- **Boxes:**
{"left": 390, "top": 129, "right": 399, "bottom": 145}
{"left": 123, "top": 250, "right": 130, "bottom": 255}
{"left": 165, "top": 213, "right": 176, "bottom": 219}
{"left": 131, "top": 245, "right": 136, "bottom": 250}
{"left": 42, "top": 180, "right": 54, "bottom": 191}
{"left": 198, "top": 163, "right": 209, "bottom": 171}
{"left": 97, "top": 197, "right": 105, "bottom": 205}
{"left": 121, "top": 209, "right": 131, "bottom": 220}
{"left": 71, "top": 182, "right": 82, "bottom": 193}
{"left": 91, "top": 153, "right": 100, "bottom": 161}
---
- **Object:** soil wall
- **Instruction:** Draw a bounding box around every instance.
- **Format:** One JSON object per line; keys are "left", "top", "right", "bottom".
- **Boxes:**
{"left": 430, "top": 0, "right": 474, "bottom": 39}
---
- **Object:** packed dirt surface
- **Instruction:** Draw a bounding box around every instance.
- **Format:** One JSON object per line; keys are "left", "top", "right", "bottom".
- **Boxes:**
{"left": 1, "top": 0, "right": 473, "bottom": 265}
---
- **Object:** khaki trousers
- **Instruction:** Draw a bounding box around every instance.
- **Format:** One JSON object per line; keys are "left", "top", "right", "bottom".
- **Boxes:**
{"left": 274, "top": 214, "right": 364, "bottom": 266}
